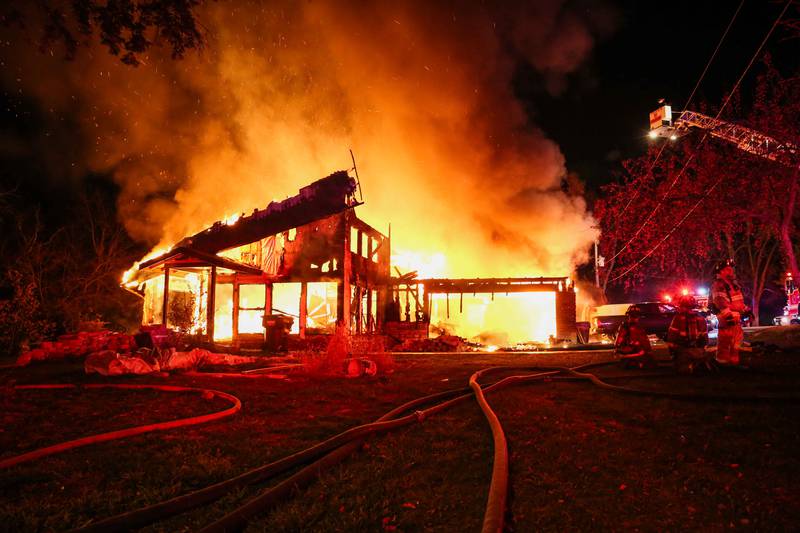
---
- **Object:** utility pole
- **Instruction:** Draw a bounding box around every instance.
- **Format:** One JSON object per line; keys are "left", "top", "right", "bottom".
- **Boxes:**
{"left": 594, "top": 241, "right": 600, "bottom": 288}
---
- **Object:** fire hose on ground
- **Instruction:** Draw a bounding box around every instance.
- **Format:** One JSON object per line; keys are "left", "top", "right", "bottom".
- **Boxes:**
{"left": 0, "top": 384, "right": 242, "bottom": 470}
{"left": 5, "top": 362, "right": 800, "bottom": 533}
{"left": 188, "top": 363, "right": 800, "bottom": 533}
{"left": 73, "top": 368, "right": 562, "bottom": 533}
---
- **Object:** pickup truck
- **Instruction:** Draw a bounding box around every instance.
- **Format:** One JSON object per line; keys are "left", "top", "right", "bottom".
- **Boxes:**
{"left": 591, "top": 302, "right": 679, "bottom": 340}
{"left": 590, "top": 303, "right": 631, "bottom": 339}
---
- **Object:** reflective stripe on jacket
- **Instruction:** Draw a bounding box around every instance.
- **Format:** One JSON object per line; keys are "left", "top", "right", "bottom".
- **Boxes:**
{"left": 667, "top": 311, "right": 708, "bottom": 347}
{"left": 712, "top": 277, "right": 746, "bottom": 327}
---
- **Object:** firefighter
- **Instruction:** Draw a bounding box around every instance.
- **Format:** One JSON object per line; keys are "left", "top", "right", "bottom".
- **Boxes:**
{"left": 615, "top": 308, "right": 654, "bottom": 369}
{"left": 667, "top": 294, "right": 710, "bottom": 374}
{"left": 711, "top": 259, "right": 749, "bottom": 366}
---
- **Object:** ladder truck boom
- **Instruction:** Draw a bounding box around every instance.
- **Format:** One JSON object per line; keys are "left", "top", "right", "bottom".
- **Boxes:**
{"left": 648, "top": 105, "right": 798, "bottom": 167}
{"left": 648, "top": 104, "right": 800, "bottom": 325}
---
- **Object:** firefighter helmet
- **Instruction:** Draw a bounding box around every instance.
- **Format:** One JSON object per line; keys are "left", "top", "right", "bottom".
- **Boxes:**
{"left": 678, "top": 294, "right": 697, "bottom": 309}
{"left": 713, "top": 259, "right": 735, "bottom": 274}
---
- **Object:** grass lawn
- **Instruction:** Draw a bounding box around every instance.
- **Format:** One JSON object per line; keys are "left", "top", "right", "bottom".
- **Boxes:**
{"left": 1, "top": 349, "right": 799, "bottom": 531}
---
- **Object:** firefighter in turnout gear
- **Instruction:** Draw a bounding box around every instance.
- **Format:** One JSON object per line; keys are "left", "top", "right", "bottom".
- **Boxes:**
{"left": 667, "top": 294, "right": 711, "bottom": 374}
{"left": 711, "top": 260, "right": 749, "bottom": 366}
{"left": 615, "top": 308, "right": 654, "bottom": 369}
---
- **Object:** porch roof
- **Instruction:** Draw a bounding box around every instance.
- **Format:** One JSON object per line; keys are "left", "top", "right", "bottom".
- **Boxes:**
{"left": 138, "top": 246, "right": 263, "bottom": 276}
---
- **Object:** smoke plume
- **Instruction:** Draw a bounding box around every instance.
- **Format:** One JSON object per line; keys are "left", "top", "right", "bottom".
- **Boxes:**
{"left": 1, "top": 0, "right": 611, "bottom": 277}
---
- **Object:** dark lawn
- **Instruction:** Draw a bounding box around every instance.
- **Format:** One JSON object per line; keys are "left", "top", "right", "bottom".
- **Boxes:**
{"left": 1, "top": 349, "right": 798, "bottom": 532}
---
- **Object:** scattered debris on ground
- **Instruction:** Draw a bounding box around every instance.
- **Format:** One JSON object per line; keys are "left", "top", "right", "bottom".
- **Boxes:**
{"left": 391, "top": 334, "right": 467, "bottom": 352}
{"left": 84, "top": 347, "right": 259, "bottom": 376}
{"left": 16, "top": 331, "right": 134, "bottom": 366}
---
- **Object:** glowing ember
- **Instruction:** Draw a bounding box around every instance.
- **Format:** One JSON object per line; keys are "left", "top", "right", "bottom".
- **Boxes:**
{"left": 223, "top": 213, "right": 242, "bottom": 226}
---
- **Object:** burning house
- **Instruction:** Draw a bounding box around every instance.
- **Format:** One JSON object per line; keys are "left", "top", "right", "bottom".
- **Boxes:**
{"left": 123, "top": 171, "right": 391, "bottom": 347}
{"left": 123, "top": 171, "right": 578, "bottom": 348}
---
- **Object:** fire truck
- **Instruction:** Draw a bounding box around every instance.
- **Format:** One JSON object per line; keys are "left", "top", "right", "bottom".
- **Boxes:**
{"left": 649, "top": 104, "right": 799, "bottom": 325}
{"left": 775, "top": 273, "right": 800, "bottom": 325}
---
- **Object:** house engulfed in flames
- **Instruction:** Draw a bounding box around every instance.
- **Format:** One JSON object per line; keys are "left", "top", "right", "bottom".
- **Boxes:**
{"left": 123, "top": 170, "right": 578, "bottom": 347}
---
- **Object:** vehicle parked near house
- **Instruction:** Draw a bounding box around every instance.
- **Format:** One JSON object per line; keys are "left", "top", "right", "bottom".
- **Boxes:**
{"left": 626, "top": 302, "right": 678, "bottom": 340}
{"left": 591, "top": 301, "right": 680, "bottom": 340}
{"left": 590, "top": 303, "right": 632, "bottom": 339}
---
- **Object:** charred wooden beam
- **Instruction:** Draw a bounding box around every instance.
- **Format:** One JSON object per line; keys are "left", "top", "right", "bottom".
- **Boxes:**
{"left": 338, "top": 212, "right": 353, "bottom": 331}
{"left": 418, "top": 277, "right": 572, "bottom": 294}
{"left": 299, "top": 282, "right": 307, "bottom": 339}
{"left": 140, "top": 247, "right": 262, "bottom": 275}
{"left": 207, "top": 266, "right": 216, "bottom": 341}
{"left": 175, "top": 171, "right": 360, "bottom": 254}
{"left": 232, "top": 282, "right": 240, "bottom": 347}
{"left": 162, "top": 267, "right": 170, "bottom": 327}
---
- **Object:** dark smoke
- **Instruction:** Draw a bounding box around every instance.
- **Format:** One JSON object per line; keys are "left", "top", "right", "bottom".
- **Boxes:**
{"left": 0, "top": 0, "right": 613, "bottom": 276}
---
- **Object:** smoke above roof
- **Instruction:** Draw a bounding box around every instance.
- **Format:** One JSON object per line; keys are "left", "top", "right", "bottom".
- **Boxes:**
{"left": 0, "top": 0, "right": 612, "bottom": 276}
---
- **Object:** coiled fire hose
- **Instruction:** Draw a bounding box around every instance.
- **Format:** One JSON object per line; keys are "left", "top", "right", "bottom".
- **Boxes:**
{"left": 469, "top": 367, "right": 509, "bottom": 533}
{"left": 0, "top": 384, "right": 241, "bottom": 470}
{"left": 14, "top": 361, "right": 799, "bottom": 533}
{"left": 74, "top": 367, "right": 564, "bottom": 533}
{"left": 465, "top": 363, "right": 800, "bottom": 533}
{"left": 195, "top": 367, "right": 569, "bottom": 533}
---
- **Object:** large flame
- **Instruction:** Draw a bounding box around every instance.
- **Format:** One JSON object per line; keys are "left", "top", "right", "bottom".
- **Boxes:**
{"left": 430, "top": 292, "right": 557, "bottom": 345}
{"left": 2, "top": 1, "right": 614, "bottom": 342}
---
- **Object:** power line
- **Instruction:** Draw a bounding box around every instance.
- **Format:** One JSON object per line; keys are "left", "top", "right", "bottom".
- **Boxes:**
{"left": 609, "top": 0, "right": 793, "bottom": 284}
{"left": 683, "top": 0, "right": 747, "bottom": 110}
{"left": 606, "top": 0, "right": 746, "bottom": 264}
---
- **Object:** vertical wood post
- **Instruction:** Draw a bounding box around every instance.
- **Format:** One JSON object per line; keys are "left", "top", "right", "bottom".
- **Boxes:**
{"left": 162, "top": 267, "right": 170, "bottom": 327}
{"left": 339, "top": 215, "right": 352, "bottom": 331}
{"left": 264, "top": 283, "right": 272, "bottom": 345}
{"left": 299, "top": 282, "right": 308, "bottom": 339}
{"left": 232, "top": 279, "right": 240, "bottom": 347}
{"left": 354, "top": 286, "right": 362, "bottom": 334}
{"left": 207, "top": 266, "right": 216, "bottom": 341}
{"left": 366, "top": 285, "right": 373, "bottom": 332}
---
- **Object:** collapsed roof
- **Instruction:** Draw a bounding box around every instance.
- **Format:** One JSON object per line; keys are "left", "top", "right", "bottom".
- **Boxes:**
{"left": 175, "top": 170, "right": 361, "bottom": 254}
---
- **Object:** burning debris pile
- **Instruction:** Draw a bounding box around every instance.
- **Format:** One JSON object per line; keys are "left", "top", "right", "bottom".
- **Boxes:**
{"left": 391, "top": 335, "right": 468, "bottom": 352}
{"left": 17, "top": 331, "right": 135, "bottom": 367}
{"left": 17, "top": 330, "right": 259, "bottom": 376}
{"left": 85, "top": 348, "right": 258, "bottom": 377}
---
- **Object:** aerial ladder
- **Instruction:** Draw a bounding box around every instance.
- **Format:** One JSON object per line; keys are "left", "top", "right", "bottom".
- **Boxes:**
{"left": 648, "top": 104, "right": 799, "bottom": 324}
{"left": 648, "top": 105, "right": 798, "bottom": 166}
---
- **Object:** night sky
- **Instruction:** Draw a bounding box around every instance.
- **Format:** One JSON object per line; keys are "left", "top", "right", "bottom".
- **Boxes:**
{"left": 0, "top": 0, "right": 797, "bottom": 282}
{"left": 530, "top": 0, "right": 796, "bottom": 191}
{"left": 3, "top": 2, "right": 794, "bottom": 198}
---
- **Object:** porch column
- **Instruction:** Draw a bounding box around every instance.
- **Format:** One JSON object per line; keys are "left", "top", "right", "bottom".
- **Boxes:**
{"left": 299, "top": 281, "right": 308, "bottom": 339}
{"left": 338, "top": 216, "right": 352, "bottom": 331}
{"left": 366, "top": 285, "right": 373, "bottom": 333}
{"left": 162, "top": 266, "right": 170, "bottom": 327}
{"left": 206, "top": 266, "right": 216, "bottom": 342}
{"left": 264, "top": 283, "right": 272, "bottom": 344}
{"left": 232, "top": 280, "right": 240, "bottom": 347}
